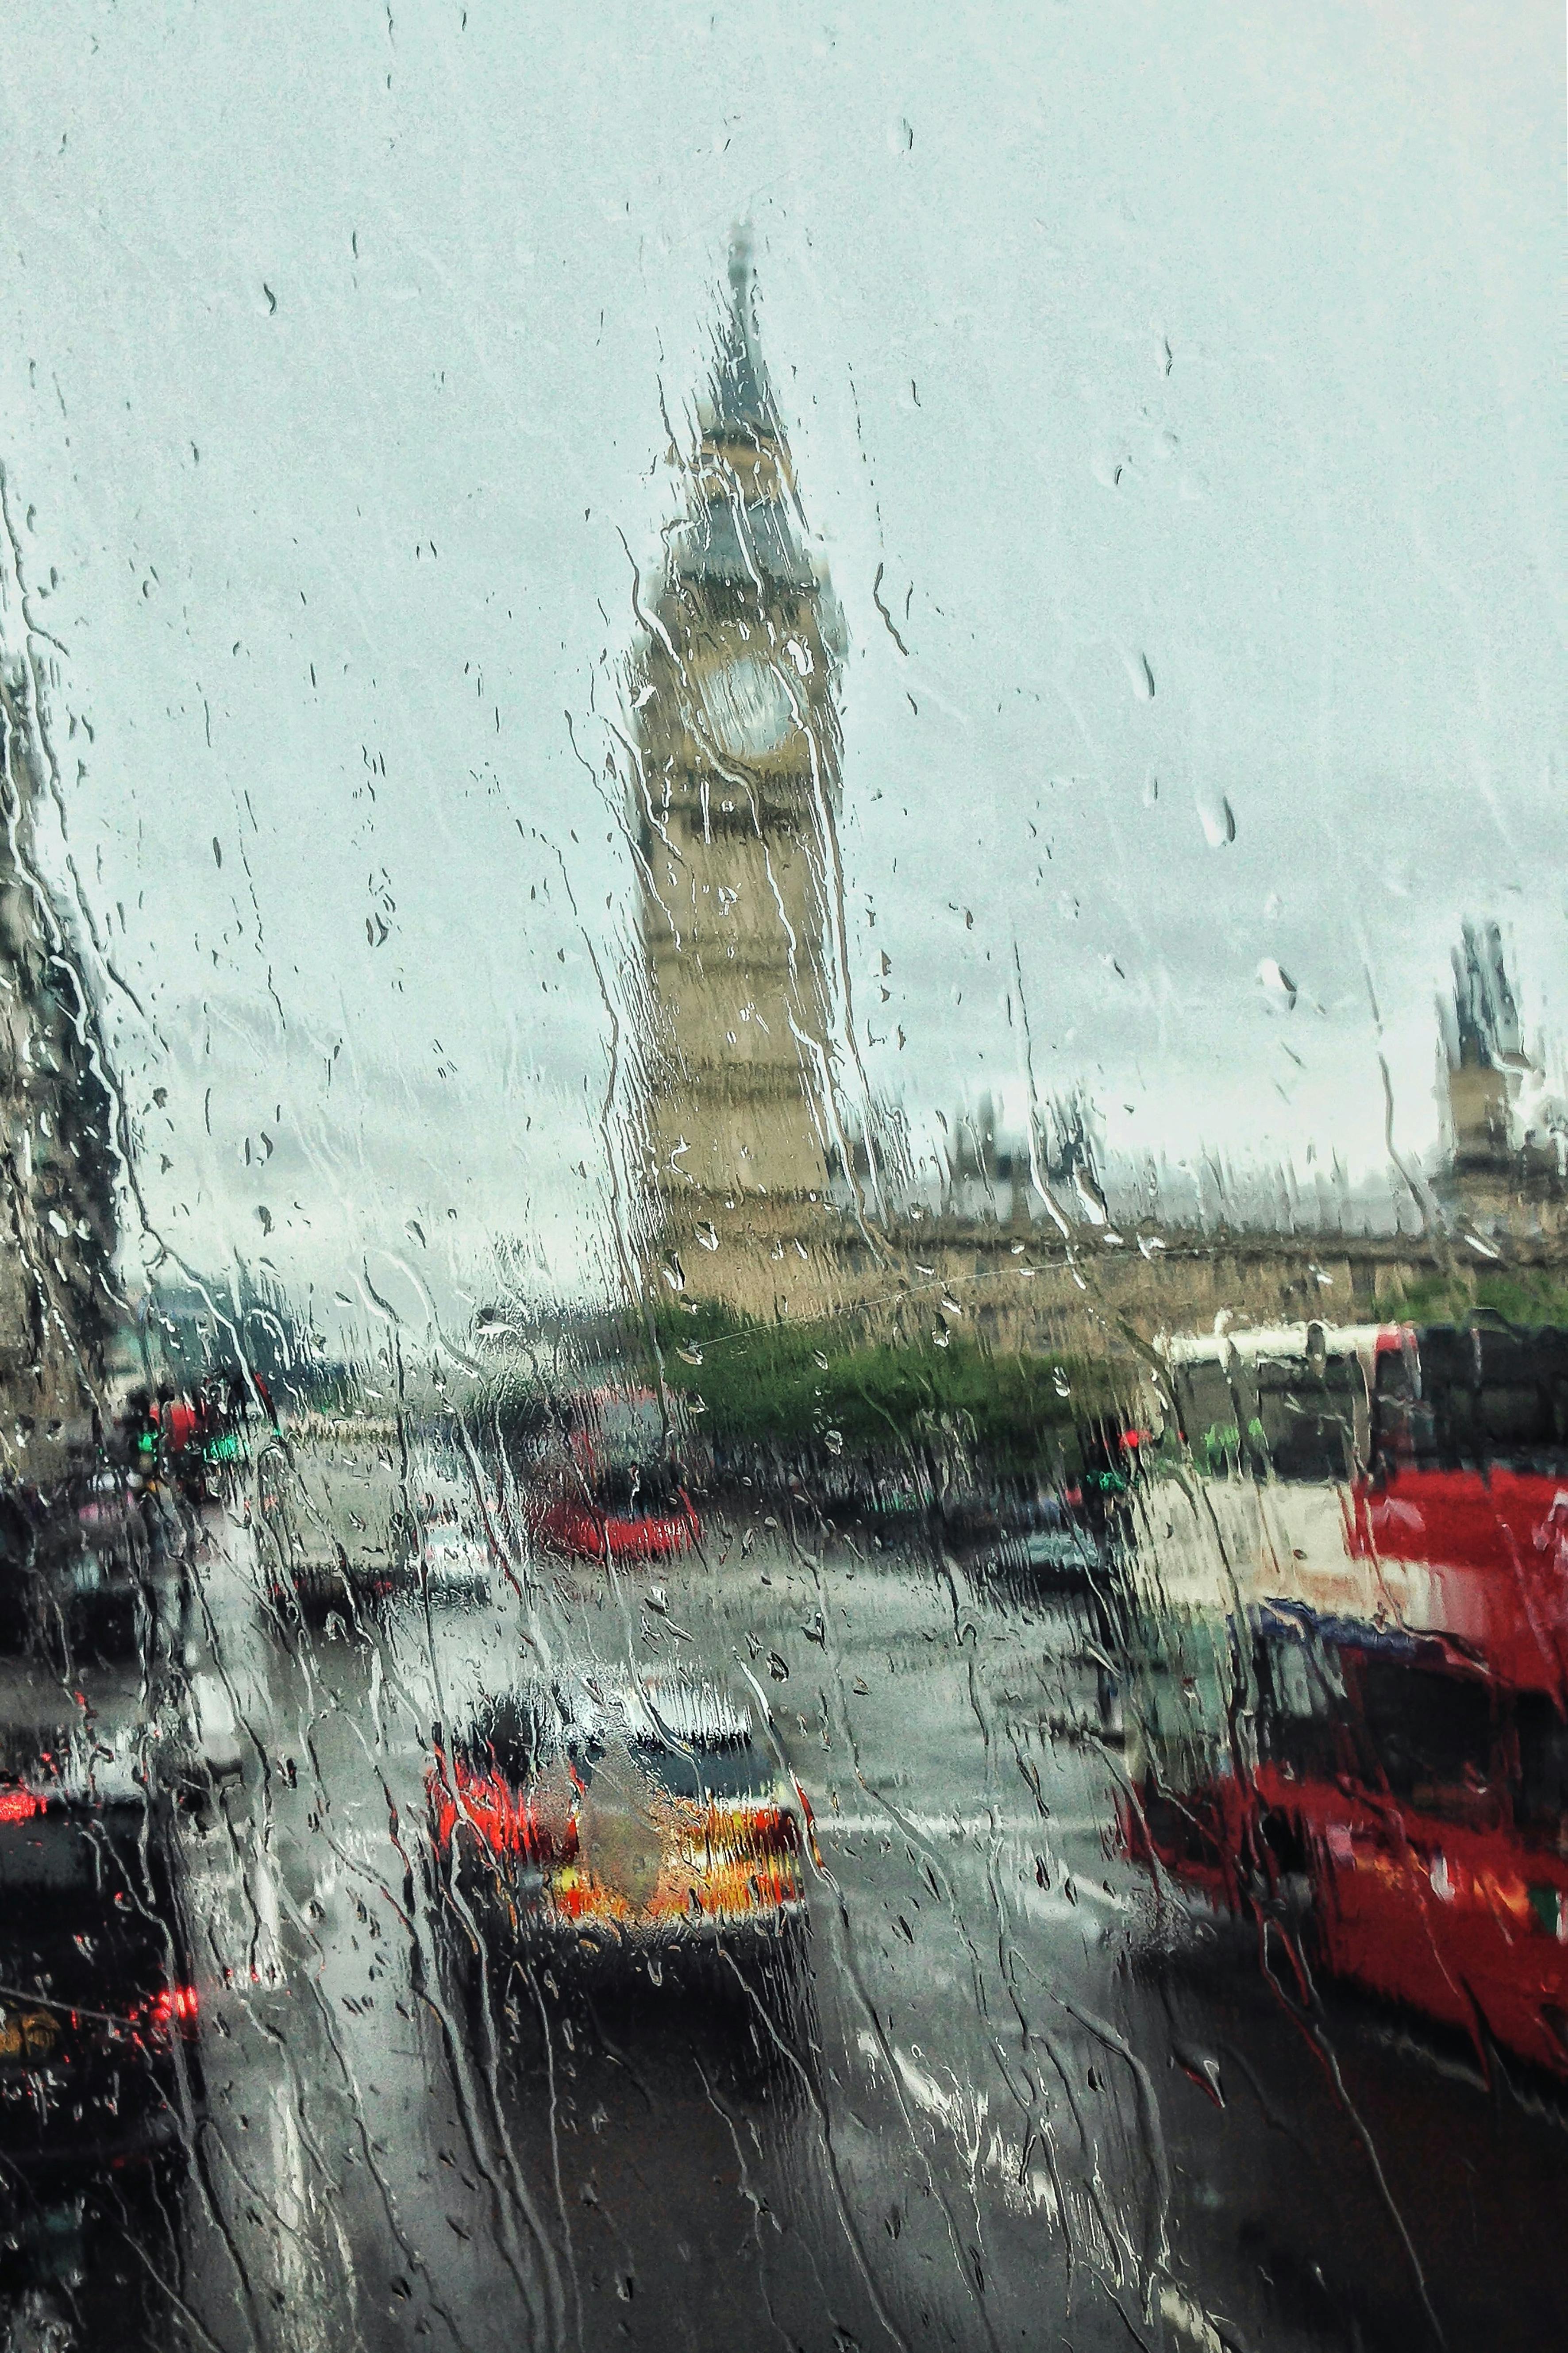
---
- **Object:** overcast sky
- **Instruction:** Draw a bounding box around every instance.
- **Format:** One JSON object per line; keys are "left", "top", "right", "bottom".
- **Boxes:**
{"left": 1, "top": 0, "right": 1560, "bottom": 1336}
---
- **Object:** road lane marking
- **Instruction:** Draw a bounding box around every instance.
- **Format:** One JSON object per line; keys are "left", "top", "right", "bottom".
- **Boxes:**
{"left": 819, "top": 1810, "right": 1105, "bottom": 1841}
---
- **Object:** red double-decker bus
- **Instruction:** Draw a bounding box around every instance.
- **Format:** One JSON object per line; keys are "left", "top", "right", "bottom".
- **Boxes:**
{"left": 1124, "top": 1321, "right": 1568, "bottom": 2080}
{"left": 525, "top": 1386, "right": 702, "bottom": 1564}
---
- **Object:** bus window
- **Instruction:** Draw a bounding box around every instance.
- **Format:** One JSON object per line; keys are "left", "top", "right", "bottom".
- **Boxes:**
{"left": 1254, "top": 1355, "right": 1358, "bottom": 1483}
{"left": 1375, "top": 1326, "right": 1568, "bottom": 1473}
{"left": 1516, "top": 1691, "right": 1568, "bottom": 1847}
{"left": 1176, "top": 1352, "right": 1360, "bottom": 1483}
{"left": 1174, "top": 1360, "right": 1256, "bottom": 1476}
{"left": 1256, "top": 1628, "right": 1351, "bottom": 1781}
{"left": 1372, "top": 1343, "right": 1434, "bottom": 1468}
{"left": 1357, "top": 1658, "right": 1496, "bottom": 1824}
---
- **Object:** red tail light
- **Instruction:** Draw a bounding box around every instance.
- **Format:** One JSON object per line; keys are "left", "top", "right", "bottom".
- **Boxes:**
{"left": 0, "top": 1790, "right": 43, "bottom": 1825}
{"left": 432, "top": 1762, "right": 579, "bottom": 1864}
{"left": 741, "top": 1805, "right": 801, "bottom": 1858}
{"left": 144, "top": 1984, "right": 199, "bottom": 2037}
{"left": 705, "top": 1803, "right": 805, "bottom": 1867}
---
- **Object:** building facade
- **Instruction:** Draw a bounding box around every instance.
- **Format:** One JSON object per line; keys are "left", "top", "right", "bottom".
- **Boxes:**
{"left": 1435, "top": 918, "right": 1566, "bottom": 1237}
{"left": 629, "top": 241, "right": 858, "bottom": 1317}
{"left": 621, "top": 288, "right": 1568, "bottom": 1356}
{"left": 0, "top": 580, "right": 118, "bottom": 1473}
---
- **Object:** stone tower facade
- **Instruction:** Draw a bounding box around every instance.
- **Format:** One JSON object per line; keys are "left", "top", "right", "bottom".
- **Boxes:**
{"left": 1444, "top": 919, "right": 1523, "bottom": 1168}
{"left": 629, "top": 242, "right": 852, "bottom": 1317}
{"left": 0, "top": 547, "right": 118, "bottom": 1475}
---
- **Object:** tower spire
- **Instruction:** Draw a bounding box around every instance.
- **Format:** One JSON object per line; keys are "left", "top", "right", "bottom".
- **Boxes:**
{"left": 709, "top": 224, "right": 775, "bottom": 440}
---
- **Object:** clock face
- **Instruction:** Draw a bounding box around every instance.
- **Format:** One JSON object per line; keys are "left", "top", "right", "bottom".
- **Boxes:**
{"left": 700, "top": 654, "right": 795, "bottom": 756}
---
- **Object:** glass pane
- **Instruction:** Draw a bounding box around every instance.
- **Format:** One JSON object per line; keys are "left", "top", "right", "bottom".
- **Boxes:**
{"left": 0, "top": 5, "right": 1561, "bottom": 2346}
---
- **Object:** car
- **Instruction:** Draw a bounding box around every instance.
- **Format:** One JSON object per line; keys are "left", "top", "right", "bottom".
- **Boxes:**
{"left": 0, "top": 1471, "right": 186, "bottom": 1673}
{"left": 404, "top": 1507, "right": 499, "bottom": 1600}
{"left": 250, "top": 1436, "right": 410, "bottom": 1619}
{"left": 426, "top": 1673, "right": 816, "bottom": 1993}
{"left": 532, "top": 1492, "right": 701, "bottom": 1564}
{"left": 986, "top": 1521, "right": 1105, "bottom": 1587}
{"left": 0, "top": 1740, "right": 202, "bottom": 2175}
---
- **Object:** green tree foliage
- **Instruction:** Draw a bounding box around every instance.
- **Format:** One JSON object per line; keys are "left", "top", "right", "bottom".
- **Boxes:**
{"left": 1372, "top": 1269, "right": 1568, "bottom": 1330}
{"left": 649, "top": 1301, "right": 1117, "bottom": 1474}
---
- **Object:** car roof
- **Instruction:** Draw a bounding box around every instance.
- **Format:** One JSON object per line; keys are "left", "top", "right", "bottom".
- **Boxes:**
{"left": 471, "top": 1673, "right": 755, "bottom": 1752}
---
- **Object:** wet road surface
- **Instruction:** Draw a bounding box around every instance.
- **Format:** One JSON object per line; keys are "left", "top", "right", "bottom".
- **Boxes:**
{"left": 28, "top": 1494, "right": 1566, "bottom": 2353}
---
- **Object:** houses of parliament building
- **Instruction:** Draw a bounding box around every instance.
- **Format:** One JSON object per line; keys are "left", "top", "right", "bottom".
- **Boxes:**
{"left": 624, "top": 248, "right": 1568, "bottom": 1356}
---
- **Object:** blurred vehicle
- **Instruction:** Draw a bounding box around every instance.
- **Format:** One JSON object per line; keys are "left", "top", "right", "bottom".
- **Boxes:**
{"left": 533, "top": 1491, "right": 701, "bottom": 1563}
{"left": 1125, "top": 1596, "right": 1568, "bottom": 2080}
{"left": 0, "top": 1739, "right": 202, "bottom": 2176}
{"left": 1118, "top": 1321, "right": 1391, "bottom": 1675}
{"left": 385, "top": 1440, "right": 507, "bottom": 1601}
{"left": 119, "top": 1370, "right": 270, "bottom": 1506}
{"left": 1160, "top": 1322, "right": 1379, "bottom": 1483}
{"left": 1360, "top": 1321, "right": 1568, "bottom": 1690}
{"left": 427, "top": 1673, "right": 814, "bottom": 1990}
{"left": 983, "top": 1499, "right": 1106, "bottom": 1590}
{"left": 250, "top": 1435, "right": 412, "bottom": 1617}
{"left": 526, "top": 1386, "right": 702, "bottom": 1564}
{"left": 0, "top": 1468, "right": 183, "bottom": 1672}
{"left": 1122, "top": 1320, "right": 1568, "bottom": 2080}
{"left": 402, "top": 1504, "right": 499, "bottom": 1600}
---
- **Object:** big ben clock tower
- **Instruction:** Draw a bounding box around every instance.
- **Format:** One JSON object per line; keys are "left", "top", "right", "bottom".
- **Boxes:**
{"left": 629, "top": 238, "right": 850, "bottom": 1315}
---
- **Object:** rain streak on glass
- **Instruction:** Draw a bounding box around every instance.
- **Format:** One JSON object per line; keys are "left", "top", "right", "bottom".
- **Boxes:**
{"left": 0, "top": 5, "right": 1562, "bottom": 2350}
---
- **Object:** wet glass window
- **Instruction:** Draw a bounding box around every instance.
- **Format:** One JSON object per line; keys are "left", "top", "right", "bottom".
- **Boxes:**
{"left": 0, "top": 6, "right": 1562, "bottom": 2347}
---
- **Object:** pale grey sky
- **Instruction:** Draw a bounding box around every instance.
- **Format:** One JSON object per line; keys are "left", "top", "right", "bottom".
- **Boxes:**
{"left": 1, "top": 0, "right": 1560, "bottom": 1331}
